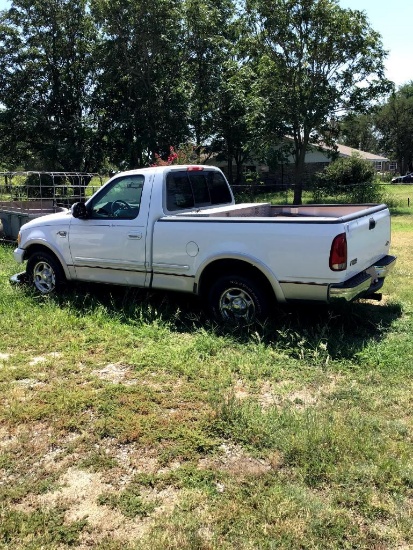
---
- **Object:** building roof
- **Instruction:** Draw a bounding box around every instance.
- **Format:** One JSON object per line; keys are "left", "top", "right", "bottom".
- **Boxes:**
{"left": 336, "top": 144, "right": 389, "bottom": 162}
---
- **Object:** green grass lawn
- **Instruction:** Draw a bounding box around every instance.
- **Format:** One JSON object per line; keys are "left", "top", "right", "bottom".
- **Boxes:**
{"left": 0, "top": 187, "right": 412, "bottom": 549}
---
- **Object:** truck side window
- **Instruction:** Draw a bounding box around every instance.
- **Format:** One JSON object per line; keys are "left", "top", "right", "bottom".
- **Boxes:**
{"left": 88, "top": 175, "right": 144, "bottom": 219}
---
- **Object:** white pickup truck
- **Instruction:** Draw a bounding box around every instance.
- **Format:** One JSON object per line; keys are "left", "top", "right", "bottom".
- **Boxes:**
{"left": 12, "top": 165, "right": 396, "bottom": 322}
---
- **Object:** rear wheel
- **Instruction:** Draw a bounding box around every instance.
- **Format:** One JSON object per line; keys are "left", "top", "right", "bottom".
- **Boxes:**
{"left": 208, "top": 275, "right": 270, "bottom": 323}
{"left": 26, "top": 251, "right": 65, "bottom": 295}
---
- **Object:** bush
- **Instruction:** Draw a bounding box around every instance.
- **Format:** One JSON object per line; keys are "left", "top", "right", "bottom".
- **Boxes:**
{"left": 25, "top": 173, "right": 55, "bottom": 198}
{"left": 312, "top": 153, "right": 383, "bottom": 203}
{"left": 24, "top": 173, "right": 84, "bottom": 202}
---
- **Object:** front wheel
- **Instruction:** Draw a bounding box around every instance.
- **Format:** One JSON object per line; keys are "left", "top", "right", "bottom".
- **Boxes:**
{"left": 26, "top": 251, "right": 65, "bottom": 294}
{"left": 208, "top": 275, "right": 270, "bottom": 323}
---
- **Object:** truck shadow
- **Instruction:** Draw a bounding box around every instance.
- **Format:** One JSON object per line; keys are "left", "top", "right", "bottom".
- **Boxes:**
{"left": 50, "top": 281, "right": 403, "bottom": 363}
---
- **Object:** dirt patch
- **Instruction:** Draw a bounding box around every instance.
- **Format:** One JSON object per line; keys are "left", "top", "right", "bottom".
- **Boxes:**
{"left": 198, "top": 442, "right": 276, "bottom": 478}
{"left": 95, "top": 440, "right": 160, "bottom": 487}
{"left": 40, "top": 432, "right": 83, "bottom": 472}
{"left": 16, "top": 467, "right": 179, "bottom": 547}
{"left": 0, "top": 425, "right": 18, "bottom": 450}
{"left": 92, "top": 363, "right": 138, "bottom": 385}
{"left": 14, "top": 378, "right": 45, "bottom": 389}
{"left": 29, "top": 352, "right": 62, "bottom": 366}
{"left": 232, "top": 376, "right": 343, "bottom": 410}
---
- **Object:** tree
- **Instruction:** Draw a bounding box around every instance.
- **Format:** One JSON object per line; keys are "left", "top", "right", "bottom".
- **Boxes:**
{"left": 0, "top": 0, "right": 98, "bottom": 171}
{"left": 338, "top": 113, "right": 380, "bottom": 154}
{"left": 90, "top": 0, "right": 189, "bottom": 169}
{"left": 244, "top": 0, "right": 392, "bottom": 203}
{"left": 213, "top": 60, "right": 255, "bottom": 184}
{"left": 183, "top": 0, "right": 237, "bottom": 156}
{"left": 375, "top": 83, "right": 413, "bottom": 174}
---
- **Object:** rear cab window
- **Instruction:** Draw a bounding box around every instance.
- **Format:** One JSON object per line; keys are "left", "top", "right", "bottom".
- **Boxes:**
{"left": 165, "top": 169, "right": 232, "bottom": 213}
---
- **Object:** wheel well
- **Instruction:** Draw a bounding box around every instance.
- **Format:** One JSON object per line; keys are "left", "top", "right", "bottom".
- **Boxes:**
{"left": 24, "top": 245, "right": 65, "bottom": 273}
{"left": 25, "top": 243, "right": 55, "bottom": 260}
{"left": 199, "top": 259, "right": 275, "bottom": 303}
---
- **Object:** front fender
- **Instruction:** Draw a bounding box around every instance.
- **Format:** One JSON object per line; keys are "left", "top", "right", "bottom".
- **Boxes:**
{"left": 18, "top": 238, "right": 73, "bottom": 281}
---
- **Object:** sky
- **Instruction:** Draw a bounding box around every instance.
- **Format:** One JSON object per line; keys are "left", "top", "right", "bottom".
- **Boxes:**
{"left": 0, "top": 0, "right": 411, "bottom": 88}
{"left": 339, "top": 0, "right": 413, "bottom": 88}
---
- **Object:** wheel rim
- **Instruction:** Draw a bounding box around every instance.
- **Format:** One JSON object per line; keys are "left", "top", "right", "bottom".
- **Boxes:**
{"left": 32, "top": 260, "right": 56, "bottom": 294}
{"left": 218, "top": 287, "right": 256, "bottom": 321}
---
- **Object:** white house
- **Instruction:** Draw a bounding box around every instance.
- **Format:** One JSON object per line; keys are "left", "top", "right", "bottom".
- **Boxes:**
{"left": 206, "top": 141, "right": 395, "bottom": 185}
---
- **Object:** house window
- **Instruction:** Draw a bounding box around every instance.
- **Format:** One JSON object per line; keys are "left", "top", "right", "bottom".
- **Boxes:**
{"left": 374, "top": 161, "right": 383, "bottom": 171}
{"left": 389, "top": 162, "right": 398, "bottom": 171}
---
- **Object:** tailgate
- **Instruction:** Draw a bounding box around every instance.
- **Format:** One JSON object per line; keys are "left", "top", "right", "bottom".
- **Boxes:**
{"left": 344, "top": 206, "right": 391, "bottom": 279}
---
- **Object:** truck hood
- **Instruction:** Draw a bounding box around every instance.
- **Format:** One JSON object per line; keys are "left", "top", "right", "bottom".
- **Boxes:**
{"left": 20, "top": 209, "right": 71, "bottom": 233}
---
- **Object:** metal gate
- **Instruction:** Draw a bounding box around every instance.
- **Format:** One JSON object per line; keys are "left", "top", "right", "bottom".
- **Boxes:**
{"left": 0, "top": 171, "right": 103, "bottom": 240}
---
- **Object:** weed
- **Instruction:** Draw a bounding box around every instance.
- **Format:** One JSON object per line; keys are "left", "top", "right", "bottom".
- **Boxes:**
{"left": 98, "top": 488, "right": 158, "bottom": 519}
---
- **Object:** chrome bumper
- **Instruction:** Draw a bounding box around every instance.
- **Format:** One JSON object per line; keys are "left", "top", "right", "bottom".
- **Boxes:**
{"left": 329, "top": 255, "right": 397, "bottom": 303}
{"left": 13, "top": 247, "right": 26, "bottom": 264}
{"left": 10, "top": 272, "right": 27, "bottom": 285}
{"left": 373, "top": 254, "right": 397, "bottom": 279}
{"left": 329, "top": 272, "right": 372, "bottom": 302}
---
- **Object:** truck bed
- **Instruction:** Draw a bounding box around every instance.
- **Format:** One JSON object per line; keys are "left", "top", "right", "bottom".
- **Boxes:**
{"left": 175, "top": 202, "right": 386, "bottom": 221}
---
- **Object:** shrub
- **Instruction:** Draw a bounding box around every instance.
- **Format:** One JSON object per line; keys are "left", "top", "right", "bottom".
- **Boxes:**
{"left": 151, "top": 144, "right": 198, "bottom": 166}
{"left": 312, "top": 153, "right": 383, "bottom": 203}
{"left": 25, "top": 173, "right": 55, "bottom": 198}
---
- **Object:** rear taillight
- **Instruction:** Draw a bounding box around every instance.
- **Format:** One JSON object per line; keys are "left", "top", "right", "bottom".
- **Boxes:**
{"left": 330, "top": 233, "right": 347, "bottom": 271}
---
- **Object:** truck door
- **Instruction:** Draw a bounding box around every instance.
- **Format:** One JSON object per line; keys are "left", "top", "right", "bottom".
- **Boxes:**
{"left": 68, "top": 174, "right": 149, "bottom": 286}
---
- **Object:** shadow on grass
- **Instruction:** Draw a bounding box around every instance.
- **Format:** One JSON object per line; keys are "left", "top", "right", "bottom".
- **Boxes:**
{"left": 31, "top": 279, "right": 403, "bottom": 363}
{"left": 387, "top": 208, "right": 413, "bottom": 217}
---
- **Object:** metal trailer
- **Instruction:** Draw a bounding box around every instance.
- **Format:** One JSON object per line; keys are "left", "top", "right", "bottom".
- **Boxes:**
{"left": 0, "top": 171, "right": 103, "bottom": 240}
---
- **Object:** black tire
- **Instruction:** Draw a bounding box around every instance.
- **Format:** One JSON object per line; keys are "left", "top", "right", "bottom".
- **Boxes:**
{"left": 208, "top": 274, "right": 270, "bottom": 323}
{"left": 26, "top": 251, "right": 65, "bottom": 295}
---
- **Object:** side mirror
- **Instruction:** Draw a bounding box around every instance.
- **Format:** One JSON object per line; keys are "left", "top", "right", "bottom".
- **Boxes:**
{"left": 71, "top": 202, "right": 88, "bottom": 219}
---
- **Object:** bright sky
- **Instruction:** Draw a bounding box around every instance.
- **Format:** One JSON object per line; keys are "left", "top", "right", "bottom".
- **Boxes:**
{"left": 0, "top": 0, "right": 411, "bottom": 88}
{"left": 339, "top": 0, "right": 413, "bottom": 88}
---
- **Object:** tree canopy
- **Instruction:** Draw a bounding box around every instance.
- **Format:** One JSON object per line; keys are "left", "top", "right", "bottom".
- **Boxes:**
{"left": 375, "top": 83, "right": 413, "bottom": 174}
{"left": 0, "top": 0, "right": 96, "bottom": 170}
{"left": 338, "top": 82, "right": 413, "bottom": 175}
{"left": 243, "top": 0, "right": 391, "bottom": 202}
{"left": 0, "top": 0, "right": 395, "bottom": 200}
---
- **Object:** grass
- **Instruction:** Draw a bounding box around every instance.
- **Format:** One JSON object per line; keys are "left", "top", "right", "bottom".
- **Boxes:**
{"left": 0, "top": 186, "right": 412, "bottom": 548}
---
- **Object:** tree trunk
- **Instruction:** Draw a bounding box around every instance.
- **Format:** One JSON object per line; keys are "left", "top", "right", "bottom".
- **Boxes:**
{"left": 293, "top": 138, "right": 308, "bottom": 205}
{"left": 227, "top": 157, "right": 233, "bottom": 185}
{"left": 293, "top": 159, "right": 305, "bottom": 205}
{"left": 293, "top": 178, "right": 303, "bottom": 204}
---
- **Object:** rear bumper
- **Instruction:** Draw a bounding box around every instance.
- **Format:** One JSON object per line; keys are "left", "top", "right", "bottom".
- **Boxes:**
{"left": 329, "top": 272, "right": 372, "bottom": 302}
{"left": 372, "top": 254, "right": 397, "bottom": 279}
{"left": 328, "top": 255, "right": 396, "bottom": 303}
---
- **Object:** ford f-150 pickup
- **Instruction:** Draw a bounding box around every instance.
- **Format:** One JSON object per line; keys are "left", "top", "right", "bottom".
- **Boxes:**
{"left": 12, "top": 165, "right": 396, "bottom": 322}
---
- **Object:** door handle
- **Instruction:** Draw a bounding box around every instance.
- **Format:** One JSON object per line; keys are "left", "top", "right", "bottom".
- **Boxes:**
{"left": 128, "top": 233, "right": 142, "bottom": 240}
{"left": 369, "top": 218, "right": 376, "bottom": 230}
